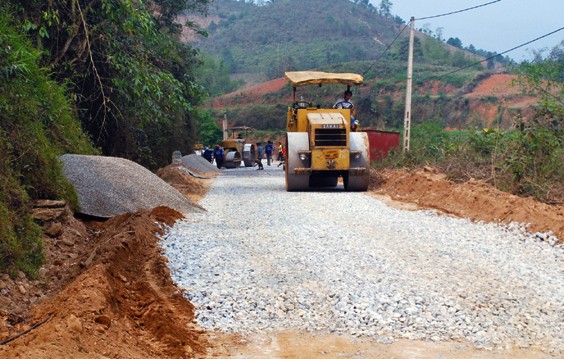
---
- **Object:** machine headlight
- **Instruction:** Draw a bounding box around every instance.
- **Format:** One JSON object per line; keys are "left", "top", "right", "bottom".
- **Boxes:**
{"left": 299, "top": 153, "right": 308, "bottom": 161}
{"left": 354, "top": 153, "right": 361, "bottom": 159}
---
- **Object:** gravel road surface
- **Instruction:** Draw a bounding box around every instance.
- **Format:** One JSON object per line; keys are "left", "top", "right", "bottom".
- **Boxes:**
{"left": 162, "top": 165, "right": 563, "bottom": 355}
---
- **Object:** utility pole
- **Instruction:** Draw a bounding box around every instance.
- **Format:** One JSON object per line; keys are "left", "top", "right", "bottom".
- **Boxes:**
{"left": 403, "top": 16, "right": 415, "bottom": 152}
{"left": 223, "top": 114, "right": 228, "bottom": 140}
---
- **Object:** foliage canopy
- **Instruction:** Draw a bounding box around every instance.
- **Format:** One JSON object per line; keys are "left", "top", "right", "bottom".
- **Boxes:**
{"left": 1, "top": 0, "right": 212, "bottom": 276}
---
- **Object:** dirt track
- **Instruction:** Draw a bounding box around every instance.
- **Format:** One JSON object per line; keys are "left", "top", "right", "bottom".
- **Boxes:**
{"left": 0, "top": 164, "right": 562, "bottom": 358}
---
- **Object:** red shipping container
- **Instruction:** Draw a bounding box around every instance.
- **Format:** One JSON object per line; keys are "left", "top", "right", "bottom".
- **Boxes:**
{"left": 364, "top": 129, "right": 400, "bottom": 161}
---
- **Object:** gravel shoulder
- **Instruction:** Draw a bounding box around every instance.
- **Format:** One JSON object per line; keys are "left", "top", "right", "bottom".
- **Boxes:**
{"left": 163, "top": 165, "right": 563, "bottom": 357}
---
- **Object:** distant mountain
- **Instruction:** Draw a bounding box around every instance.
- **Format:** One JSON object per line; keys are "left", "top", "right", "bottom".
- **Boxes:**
{"left": 188, "top": 0, "right": 418, "bottom": 78}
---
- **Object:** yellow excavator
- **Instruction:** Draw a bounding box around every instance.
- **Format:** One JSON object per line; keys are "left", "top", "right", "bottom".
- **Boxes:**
{"left": 284, "top": 71, "right": 370, "bottom": 191}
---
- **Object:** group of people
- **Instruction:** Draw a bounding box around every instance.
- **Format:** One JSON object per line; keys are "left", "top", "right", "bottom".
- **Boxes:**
{"left": 201, "top": 90, "right": 356, "bottom": 170}
{"left": 254, "top": 140, "right": 285, "bottom": 169}
{"left": 201, "top": 141, "right": 285, "bottom": 170}
{"left": 201, "top": 144, "right": 225, "bottom": 169}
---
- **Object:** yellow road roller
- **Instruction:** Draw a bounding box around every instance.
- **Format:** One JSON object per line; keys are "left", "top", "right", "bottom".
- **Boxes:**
{"left": 284, "top": 71, "right": 370, "bottom": 191}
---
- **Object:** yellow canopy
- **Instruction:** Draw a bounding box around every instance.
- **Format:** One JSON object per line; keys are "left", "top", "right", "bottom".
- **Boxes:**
{"left": 285, "top": 71, "right": 363, "bottom": 87}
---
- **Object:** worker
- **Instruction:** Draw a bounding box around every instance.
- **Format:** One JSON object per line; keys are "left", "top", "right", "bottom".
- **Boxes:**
{"left": 334, "top": 90, "right": 358, "bottom": 125}
{"left": 213, "top": 145, "right": 224, "bottom": 169}
{"left": 255, "top": 142, "right": 264, "bottom": 170}
{"left": 265, "top": 140, "right": 274, "bottom": 166}
{"left": 277, "top": 142, "right": 284, "bottom": 162}
{"left": 202, "top": 145, "right": 213, "bottom": 163}
{"left": 333, "top": 90, "right": 355, "bottom": 112}
{"left": 277, "top": 145, "right": 286, "bottom": 168}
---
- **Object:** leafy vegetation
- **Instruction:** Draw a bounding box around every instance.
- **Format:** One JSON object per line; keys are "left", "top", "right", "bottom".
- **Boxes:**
{"left": 0, "top": 8, "right": 95, "bottom": 276}
{"left": 196, "top": 54, "right": 245, "bottom": 96}
{"left": 1, "top": 0, "right": 212, "bottom": 276}
{"left": 196, "top": 110, "right": 224, "bottom": 147}
{"left": 375, "top": 42, "right": 564, "bottom": 204}
{"left": 376, "top": 123, "right": 563, "bottom": 204}
{"left": 8, "top": 0, "right": 211, "bottom": 170}
{"left": 196, "top": 0, "right": 404, "bottom": 78}
{"left": 194, "top": 0, "right": 504, "bottom": 81}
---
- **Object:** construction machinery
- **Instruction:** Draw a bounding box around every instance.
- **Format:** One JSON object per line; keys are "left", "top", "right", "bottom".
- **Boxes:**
{"left": 284, "top": 71, "right": 370, "bottom": 191}
{"left": 220, "top": 126, "right": 256, "bottom": 168}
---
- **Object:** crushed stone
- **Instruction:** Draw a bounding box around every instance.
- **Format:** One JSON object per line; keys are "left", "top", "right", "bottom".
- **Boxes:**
{"left": 162, "top": 166, "right": 564, "bottom": 355}
{"left": 182, "top": 154, "right": 220, "bottom": 173}
{"left": 60, "top": 154, "right": 205, "bottom": 218}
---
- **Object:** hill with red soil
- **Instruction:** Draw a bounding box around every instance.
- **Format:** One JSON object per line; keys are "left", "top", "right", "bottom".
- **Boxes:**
{"left": 208, "top": 73, "right": 540, "bottom": 130}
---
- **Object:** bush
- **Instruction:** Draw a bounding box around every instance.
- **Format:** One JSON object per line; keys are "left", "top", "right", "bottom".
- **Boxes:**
{"left": 377, "top": 121, "right": 563, "bottom": 204}
{"left": 0, "top": 10, "right": 95, "bottom": 277}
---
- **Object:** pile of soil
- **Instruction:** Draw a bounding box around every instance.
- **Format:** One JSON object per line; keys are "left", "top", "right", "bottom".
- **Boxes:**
{"left": 1, "top": 165, "right": 561, "bottom": 358}
{"left": 156, "top": 164, "right": 214, "bottom": 204}
{"left": 369, "top": 167, "right": 563, "bottom": 242}
{"left": 0, "top": 205, "right": 208, "bottom": 358}
{"left": 0, "top": 166, "right": 214, "bottom": 358}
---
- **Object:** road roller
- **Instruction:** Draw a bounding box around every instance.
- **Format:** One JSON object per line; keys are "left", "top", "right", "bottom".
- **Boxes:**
{"left": 284, "top": 71, "right": 370, "bottom": 191}
{"left": 221, "top": 126, "right": 256, "bottom": 168}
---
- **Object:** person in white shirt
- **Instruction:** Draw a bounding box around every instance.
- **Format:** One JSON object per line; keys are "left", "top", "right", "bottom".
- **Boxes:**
{"left": 333, "top": 90, "right": 359, "bottom": 131}
{"left": 333, "top": 90, "right": 354, "bottom": 111}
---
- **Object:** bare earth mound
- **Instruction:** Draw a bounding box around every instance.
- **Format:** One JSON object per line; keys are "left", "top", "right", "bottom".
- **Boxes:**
{"left": 369, "top": 167, "right": 563, "bottom": 242}
{"left": 0, "top": 206, "right": 207, "bottom": 358}
{"left": 156, "top": 164, "right": 216, "bottom": 203}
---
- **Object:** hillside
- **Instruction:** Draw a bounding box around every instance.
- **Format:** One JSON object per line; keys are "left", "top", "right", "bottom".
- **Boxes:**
{"left": 185, "top": 0, "right": 528, "bottom": 130}
{"left": 188, "top": 0, "right": 490, "bottom": 81}
{"left": 206, "top": 71, "right": 538, "bottom": 131}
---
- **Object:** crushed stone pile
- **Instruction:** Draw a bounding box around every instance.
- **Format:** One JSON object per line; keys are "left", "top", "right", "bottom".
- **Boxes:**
{"left": 182, "top": 153, "right": 220, "bottom": 173}
{"left": 60, "top": 154, "right": 205, "bottom": 218}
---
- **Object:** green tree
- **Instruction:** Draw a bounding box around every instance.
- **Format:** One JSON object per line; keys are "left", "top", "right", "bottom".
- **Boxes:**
{"left": 196, "top": 111, "right": 224, "bottom": 147}
{"left": 446, "top": 37, "right": 462, "bottom": 48}
{"left": 379, "top": 0, "right": 393, "bottom": 18}
{"left": 9, "top": 0, "right": 211, "bottom": 169}
{"left": 516, "top": 41, "right": 564, "bottom": 123}
{"left": 196, "top": 54, "right": 243, "bottom": 96}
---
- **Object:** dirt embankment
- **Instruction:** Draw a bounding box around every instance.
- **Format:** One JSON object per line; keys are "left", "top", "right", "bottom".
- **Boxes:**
{"left": 1, "top": 206, "right": 207, "bottom": 358}
{"left": 370, "top": 167, "right": 563, "bottom": 241}
{"left": 0, "top": 166, "right": 213, "bottom": 358}
{"left": 1, "top": 165, "right": 562, "bottom": 357}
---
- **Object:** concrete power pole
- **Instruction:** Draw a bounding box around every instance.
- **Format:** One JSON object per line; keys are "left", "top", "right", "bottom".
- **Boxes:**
{"left": 403, "top": 17, "right": 415, "bottom": 152}
{"left": 223, "top": 114, "right": 228, "bottom": 140}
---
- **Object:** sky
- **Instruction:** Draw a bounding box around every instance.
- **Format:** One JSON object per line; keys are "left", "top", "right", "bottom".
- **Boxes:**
{"left": 378, "top": 0, "right": 564, "bottom": 61}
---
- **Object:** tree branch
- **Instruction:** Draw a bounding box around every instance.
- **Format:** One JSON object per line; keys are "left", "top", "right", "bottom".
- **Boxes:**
{"left": 76, "top": 0, "right": 110, "bottom": 144}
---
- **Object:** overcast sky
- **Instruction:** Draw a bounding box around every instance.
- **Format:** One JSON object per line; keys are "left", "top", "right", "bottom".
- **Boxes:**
{"left": 378, "top": 0, "right": 564, "bottom": 61}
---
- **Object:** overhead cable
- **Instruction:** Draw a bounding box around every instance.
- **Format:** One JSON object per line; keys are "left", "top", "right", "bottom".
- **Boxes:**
{"left": 362, "top": 1, "right": 501, "bottom": 76}
{"left": 416, "top": 0, "right": 502, "bottom": 21}
{"left": 362, "top": 23, "right": 409, "bottom": 76}
{"left": 421, "top": 26, "right": 564, "bottom": 82}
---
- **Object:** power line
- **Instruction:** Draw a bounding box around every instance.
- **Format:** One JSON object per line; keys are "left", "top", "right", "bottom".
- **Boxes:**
{"left": 420, "top": 26, "right": 564, "bottom": 82}
{"left": 362, "top": 23, "right": 409, "bottom": 77}
{"left": 415, "top": 0, "right": 502, "bottom": 21}
{"left": 361, "top": 0, "right": 502, "bottom": 77}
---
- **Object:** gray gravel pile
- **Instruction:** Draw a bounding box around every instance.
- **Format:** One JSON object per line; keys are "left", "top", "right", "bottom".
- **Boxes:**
{"left": 182, "top": 154, "right": 220, "bottom": 173}
{"left": 61, "top": 154, "right": 205, "bottom": 218}
{"left": 161, "top": 166, "right": 563, "bottom": 355}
